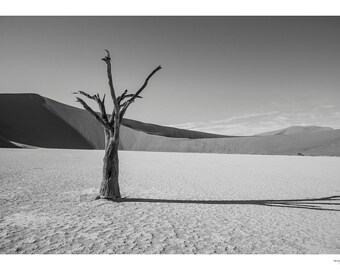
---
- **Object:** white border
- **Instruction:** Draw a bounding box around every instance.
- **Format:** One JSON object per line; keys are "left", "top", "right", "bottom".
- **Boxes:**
{"left": 0, "top": 0, "right": 340, "bottom": 15}
{"left": 1, "top": 254, "right": 340, "bottom": 270}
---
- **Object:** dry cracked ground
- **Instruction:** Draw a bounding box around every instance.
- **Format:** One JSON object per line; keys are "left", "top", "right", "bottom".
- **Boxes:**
{"left": 1, "top": 149, "right": 340, "bottom": 254}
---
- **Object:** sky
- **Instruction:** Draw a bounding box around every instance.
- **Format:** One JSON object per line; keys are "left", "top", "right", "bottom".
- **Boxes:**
{"left": 0, "top": 16, "right": 339, "bottom": 135}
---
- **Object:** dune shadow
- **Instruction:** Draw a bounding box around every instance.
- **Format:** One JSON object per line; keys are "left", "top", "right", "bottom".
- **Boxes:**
{"left": 120, "top": 195, "right": 340, "bottom": 212}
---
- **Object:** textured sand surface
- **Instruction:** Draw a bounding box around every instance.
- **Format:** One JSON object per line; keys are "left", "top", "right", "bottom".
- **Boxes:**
{"left": 0, "top": 149, "right": 339, "bottom": 254}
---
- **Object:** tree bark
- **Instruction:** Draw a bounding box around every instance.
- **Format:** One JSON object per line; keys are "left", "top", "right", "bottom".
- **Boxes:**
{"left": 99, "top": 128, "right": 121, "bottom": 200}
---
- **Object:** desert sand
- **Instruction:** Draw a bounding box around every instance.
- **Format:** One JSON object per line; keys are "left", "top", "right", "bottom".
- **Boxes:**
{"left": 0, "top": 149, "right": 339, "bottom": 254}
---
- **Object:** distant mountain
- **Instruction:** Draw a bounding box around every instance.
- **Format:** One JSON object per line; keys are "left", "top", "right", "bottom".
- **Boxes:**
{"left": 257, "top": 126, "right": 334, "bottom": 136}
{"left": 1, "top": 93, "right": 340, "bottom": 156}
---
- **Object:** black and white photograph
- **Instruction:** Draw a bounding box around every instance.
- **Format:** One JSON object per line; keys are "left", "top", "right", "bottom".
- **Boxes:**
{"left": 1, "top": 1, "right": 340, "bottom": 268}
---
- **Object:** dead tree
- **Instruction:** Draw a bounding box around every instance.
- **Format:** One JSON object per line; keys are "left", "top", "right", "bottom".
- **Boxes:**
{"left": 74, "top": 50, "right": 162, "bottom": 201}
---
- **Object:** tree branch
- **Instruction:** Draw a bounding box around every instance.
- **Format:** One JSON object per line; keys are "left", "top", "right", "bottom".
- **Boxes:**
{"left": 73, "top": 91, "right": 96, "bottom": 100}
{"left": 119, "top": 65, "right": 162, "bottom": 120}
{"left": 96, "top": 94, "right": 109, "bottom": 123}
{"left": 73, "top": 91, "right": 109, "bottom": 123}
{"left": 102, "top": 50, "right": 119, "bottom": 118}
{"left": 75, "top": 97, "right": 109, "bottom": 129}
{"left": 118, "top": 92, "right": 142, "bottom": 106}
{"left": 130, "top": 65, "right": 162, "bottom": 102}
{"left": 117, "top": 89, "right": 128, "bottom": 105}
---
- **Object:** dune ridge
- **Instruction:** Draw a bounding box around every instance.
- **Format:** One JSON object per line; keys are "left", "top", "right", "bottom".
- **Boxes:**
{"left": 0, "top": 135, "right": 19, "bottom": 148}
{"left": 1, "top": 93, "right": 340, "bottom": 156}
{"left": 0, "top": 94, "right": 94, "bottom": 149}
{"left": 0, "top": 94, "right": 231, "bottom": 150}
{"left": 258, "top": 126, "right": 334, "bottom": 136}
{"left": 119, "top": 125, "right": 340, "bottom": 156}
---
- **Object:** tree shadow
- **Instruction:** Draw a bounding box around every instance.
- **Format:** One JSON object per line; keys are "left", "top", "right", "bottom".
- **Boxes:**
{"left": 119, "top": 195, "right": 340, "bottom": 212}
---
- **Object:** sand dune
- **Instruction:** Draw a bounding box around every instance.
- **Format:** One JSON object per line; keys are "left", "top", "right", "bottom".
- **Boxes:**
{"left": 0, "top": 93, "right": 340, "bottom": 156}
{"left": 121, "top": 118, "right": 232, "bottom": 139}
{"left": 0, "top": 94, "right": 94, "bottom": 149}
{"left": 0, "top": 135, "right": 19, "bottom": 148}
{"left": 258, "top": 126, "right": 334, "bottom": 136}
{"left": 0, "top": 94, "right": 232, "bottom": 150}
{"left": 120, "top": 125, "right": 340, "bottom": 156}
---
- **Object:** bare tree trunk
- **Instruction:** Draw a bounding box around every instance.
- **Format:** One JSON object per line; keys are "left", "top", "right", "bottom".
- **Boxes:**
{"left": 75, "top": 50, "right": 161, "bottom": 201}
{"left": 99, "top": 129, "right": 121, "bottom": 200}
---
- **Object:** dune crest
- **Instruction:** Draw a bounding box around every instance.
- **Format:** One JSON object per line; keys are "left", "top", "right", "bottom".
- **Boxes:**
{"left": 258, "top": 126, "right": 334, "bottom": 136}
{"left": 0, "top": 94, "right": 339, "bottom": 156}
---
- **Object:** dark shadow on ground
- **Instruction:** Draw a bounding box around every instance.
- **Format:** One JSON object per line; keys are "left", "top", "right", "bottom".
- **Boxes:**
{"left": 119, "top": 195, "right": 340, "bottom": 212}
